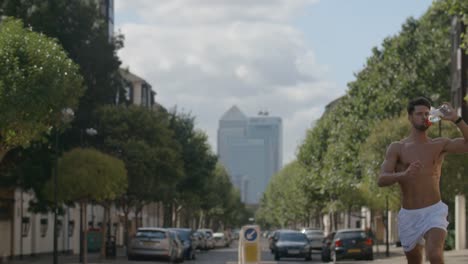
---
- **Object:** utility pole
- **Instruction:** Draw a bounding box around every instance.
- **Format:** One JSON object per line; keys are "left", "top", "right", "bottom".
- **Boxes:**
{"left": 385, "top": 196, "right": 389, "bottom": 257}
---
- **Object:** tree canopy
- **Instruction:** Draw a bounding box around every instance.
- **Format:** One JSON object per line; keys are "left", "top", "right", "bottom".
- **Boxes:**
{"left": 43, "top": 148, "right": 127, "bottom": 203}
{"left": 0, "top": 18, "right": 84, "bottom": 161}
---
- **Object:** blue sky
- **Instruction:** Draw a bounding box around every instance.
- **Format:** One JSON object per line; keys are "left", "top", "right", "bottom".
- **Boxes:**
{"left": 293, "top": 0, "right": 433, "bottom": 90}
{"left": 115, "top": 0, "right": 434, "bottom": 164}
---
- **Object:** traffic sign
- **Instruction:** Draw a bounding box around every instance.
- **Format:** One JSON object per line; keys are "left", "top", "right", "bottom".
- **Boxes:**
{"left": 244, "top": 227, "right": 258, "bottom": 242}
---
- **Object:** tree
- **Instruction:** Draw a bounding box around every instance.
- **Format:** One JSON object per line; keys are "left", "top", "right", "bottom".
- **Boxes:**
{"left": 257, "top": 161, "right": 313, "bottom": 229}
{"left": 168, "top": 110, "right": 218, "bottom": 227}
{"left": 43, "top": 148, "right": 127, "bottom": 264}
{"left": 1, "top": 0, "right": 126, "bottom": 156}
{"left": 93, "top": 105, "right": 184, "bottom": 243}
{"left": 0, "top": 18, "right": 84, "bottom": 161}
{"left": 297, "top": 2, "right": 454, "bottom": 218}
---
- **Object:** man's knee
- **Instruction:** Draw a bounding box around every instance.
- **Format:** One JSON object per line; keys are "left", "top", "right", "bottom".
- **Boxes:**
{"left": 427, "top": 250, "right": 444, "bottom": 264}
{"left": 405, "top": 246, "right": 423, "bottom": 264}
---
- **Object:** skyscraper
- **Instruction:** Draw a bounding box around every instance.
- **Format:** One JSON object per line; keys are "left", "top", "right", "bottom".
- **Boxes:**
{"left": 218, "top": 106, "right": 282, "bottom": 205}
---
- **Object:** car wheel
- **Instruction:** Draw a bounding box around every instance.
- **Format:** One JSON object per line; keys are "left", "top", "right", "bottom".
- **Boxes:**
{"left": 127, "top": 254, "right": 135, "bottom": 261}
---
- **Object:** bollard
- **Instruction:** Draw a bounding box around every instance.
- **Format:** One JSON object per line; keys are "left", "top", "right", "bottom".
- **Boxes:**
{"left": 239, "top": 225, "right": 263, "bottom": 264}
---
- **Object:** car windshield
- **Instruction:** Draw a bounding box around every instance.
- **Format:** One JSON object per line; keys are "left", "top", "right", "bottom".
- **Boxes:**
{"left": 136, "top": 230, "right": 166, "bottom": 239}
{"left": 280, "top": 233, "right": 307, "bottom": 242}
{"left": 337, "top": 231, "right": 366, "bottom": 239}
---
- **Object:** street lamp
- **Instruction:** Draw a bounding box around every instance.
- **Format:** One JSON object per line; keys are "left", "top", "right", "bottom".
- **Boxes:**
{"left": 54, "top": 108, "right": 74, "bottom": 264}
{"left": 79, "top": 127, "right": 98, "bottom": 263}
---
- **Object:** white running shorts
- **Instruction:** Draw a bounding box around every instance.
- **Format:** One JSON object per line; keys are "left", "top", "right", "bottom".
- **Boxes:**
{"left": 398, "top": 201, "right": 449, "bottom": 252}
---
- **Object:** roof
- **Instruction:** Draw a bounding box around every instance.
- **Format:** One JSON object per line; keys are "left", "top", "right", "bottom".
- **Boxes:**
{"left": 220, "top": 105, "right": 247, "bottom": 121}
{"left": 119, "top": 68, "right": 151, "bottom": 87}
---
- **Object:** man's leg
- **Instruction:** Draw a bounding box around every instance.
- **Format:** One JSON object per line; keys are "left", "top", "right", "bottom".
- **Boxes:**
{"left": 424, "top": 228, "right": 446, "bottom": 264}
{"left": 404, "top": 244, "right": 423, "bottom": 264}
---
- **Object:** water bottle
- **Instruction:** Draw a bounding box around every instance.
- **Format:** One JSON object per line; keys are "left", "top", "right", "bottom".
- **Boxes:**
{"left": 428, "top": 104, "right": 451, "bottom": 123}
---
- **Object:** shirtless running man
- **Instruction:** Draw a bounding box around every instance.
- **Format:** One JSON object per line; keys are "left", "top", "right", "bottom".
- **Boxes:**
{"left": 378, "top": 97, "right": 468, "bottom": 264}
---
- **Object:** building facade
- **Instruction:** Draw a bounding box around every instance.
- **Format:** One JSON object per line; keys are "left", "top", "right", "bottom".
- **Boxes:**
{"left": 217, "top": 106, "right": 282, "bottom": 205}
{"left": 119, "top": 68, "right": 157, "bottom": 108}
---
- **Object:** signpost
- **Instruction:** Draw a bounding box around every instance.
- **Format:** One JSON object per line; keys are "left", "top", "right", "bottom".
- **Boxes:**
{"left": 241, "top": 226, "right": 260, "bottom": 263}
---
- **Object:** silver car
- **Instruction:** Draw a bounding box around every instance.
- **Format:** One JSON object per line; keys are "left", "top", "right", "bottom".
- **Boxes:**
{"left": 127, "top": 227, "right": 182, "bottom": 262}
{"left": 304, "top": 229, "right": 324, "bottom": 251}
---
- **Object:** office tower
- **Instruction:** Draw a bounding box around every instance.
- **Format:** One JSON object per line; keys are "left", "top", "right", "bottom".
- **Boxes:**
{"left": 218, "top": 106, "right": 282, "bottom": 204}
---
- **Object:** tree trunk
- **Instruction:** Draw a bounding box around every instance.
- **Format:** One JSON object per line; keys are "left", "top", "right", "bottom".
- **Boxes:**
{"left": 100, "top": 204, "right": 109, "bottom": 258}
{"left": 198, "top": 210, "right": 204, "bottom": 229}
{"left": 81, "top": 202, "right": 88, "bottom": 264}
{"left": 347, "top": 206, "right": 352, "bottom": 228}
{"left": 156, "top": 202, "right": 160, "bottom": 227}
{"left": 163, "top": 203, "right": 173, "bottom": 227}
{"left": 0, "top": 148, "right": 7, "bottom": 163}
{"left": 123, "top": 211, "right": 129, "bottom": 249}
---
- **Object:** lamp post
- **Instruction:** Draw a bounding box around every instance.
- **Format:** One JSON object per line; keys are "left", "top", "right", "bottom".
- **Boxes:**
{"left": 385, "top": 196, "right": 389, "bottom": 257}
{"left": 79, "top": 127, "right": 98, "bottom": 263}
{"left": 54, "top": 108, "right": 74, "bottom": 264}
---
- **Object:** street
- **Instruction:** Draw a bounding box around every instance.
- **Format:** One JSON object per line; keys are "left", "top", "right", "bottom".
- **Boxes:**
{"left": 6, "top": 239, "right": 468, "bottom": 264}
{"left": 6, "top": 238, "right": 468, "bottom": 264}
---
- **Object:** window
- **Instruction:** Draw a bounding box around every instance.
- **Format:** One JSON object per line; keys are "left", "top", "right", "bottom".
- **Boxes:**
{"left": 136, "top": 230, "right": 166, "bottom": 239}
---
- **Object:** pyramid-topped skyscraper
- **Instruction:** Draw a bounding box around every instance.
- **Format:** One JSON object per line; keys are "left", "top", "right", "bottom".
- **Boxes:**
{"left": 218, "top": 106, "right": 282, "bottom": 205}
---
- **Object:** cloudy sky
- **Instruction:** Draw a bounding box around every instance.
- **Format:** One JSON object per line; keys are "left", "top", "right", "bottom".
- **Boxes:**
{"left": 115, "top": 0, "right": 433, "bottom": 165}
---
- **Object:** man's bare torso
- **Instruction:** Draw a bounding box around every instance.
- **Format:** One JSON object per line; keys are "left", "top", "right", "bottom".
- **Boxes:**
{"left": 395, "top": 137, "right": 446, "bottom": 209}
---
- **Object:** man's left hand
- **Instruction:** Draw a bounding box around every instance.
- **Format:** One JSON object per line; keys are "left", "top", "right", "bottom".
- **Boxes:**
{"left": 440, "top": 103, "right": 459, "bottom": 122}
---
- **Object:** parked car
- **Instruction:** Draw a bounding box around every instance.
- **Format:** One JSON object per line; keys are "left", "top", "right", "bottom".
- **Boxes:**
{"left": 271, "top": 230, "right": 312, "bottom": 261}
{"left": 323, "top": 229, "right": 373, "bottom": 262}
{"left": 167, "top": 230, "right": 185, "bottom": 263}
{"left": 193, "top": 231, "right": 207, "bottom": 250}
{"left": 127, "top": 227, "right": 182, "bottom": 262}
{"left": 213, "top": 232, "right": 230, "bottom": 248}
{"left": 303, "top": 229, "right": 325, "bottom": 251}
{"left": 232, "top": 228, "right": 240, "bottom": 240}
{"left": 197, "top": 228, "right": 215, "bottom": 249}
{"left": 168, "top": 228, "right": 197, "bottom": 260}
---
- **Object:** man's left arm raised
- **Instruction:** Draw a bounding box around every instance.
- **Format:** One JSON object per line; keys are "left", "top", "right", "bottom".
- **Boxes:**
{"left": 443, "top": 116, "right": 468, "bottom": 154}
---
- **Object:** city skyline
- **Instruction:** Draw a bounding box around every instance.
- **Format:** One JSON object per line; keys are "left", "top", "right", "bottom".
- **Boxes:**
{"left": 116, "top": 0, "right": 433, "bottom": 165}
{"left": 218, "top": 105, "right": 282, "bottom": 204}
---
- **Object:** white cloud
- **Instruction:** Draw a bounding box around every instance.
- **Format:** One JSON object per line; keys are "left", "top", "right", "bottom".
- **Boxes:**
{"left": 116, "top": 0, "right": 319, "bottom": 24}
{"left": 116, "top": 0, "right": 344, "bottom": 165}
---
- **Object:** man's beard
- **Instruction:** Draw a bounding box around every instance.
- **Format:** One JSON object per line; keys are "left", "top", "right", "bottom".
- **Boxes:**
{"left": 414, "top": 123, "right": 429, "bottom": 132}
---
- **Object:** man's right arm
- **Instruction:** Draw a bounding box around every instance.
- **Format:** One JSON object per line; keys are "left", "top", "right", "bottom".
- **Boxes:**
{"left": 378, "top": 143, "right": 403, "bottom": 187}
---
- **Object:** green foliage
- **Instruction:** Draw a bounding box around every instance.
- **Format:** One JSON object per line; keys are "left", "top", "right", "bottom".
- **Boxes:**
{"left": 168, "top": 110, "right": 218, "bottom": 209}
{"left": 43, "top": 148, "right": 127, "bottom": 203}
{"left": 296, "top": 1, "right": 467, "bottom": 215}
{"left": 0, "top": 18, "right": 84, "bottom": 157}
{"left": 257, "top": 161, "right": 313, "bottom": 228}
{"left": 94, "top": 105, "right": 184, "bottom": 205}
{"left": 0, "top": 0, "right": 124, "bottom": 122}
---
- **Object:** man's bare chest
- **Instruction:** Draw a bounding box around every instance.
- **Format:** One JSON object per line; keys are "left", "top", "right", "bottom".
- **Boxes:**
{"left": 398, "top": 143, "right": 444, "bottom": 168}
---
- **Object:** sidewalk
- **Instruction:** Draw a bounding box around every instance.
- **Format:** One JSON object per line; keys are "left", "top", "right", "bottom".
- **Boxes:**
{"left": 372, "top": 244, "right": 468, "bottom": 264}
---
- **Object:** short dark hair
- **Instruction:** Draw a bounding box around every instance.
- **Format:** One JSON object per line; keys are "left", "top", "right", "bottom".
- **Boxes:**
{"left": 407, "top": 97, "right": 431, "bottom": 115}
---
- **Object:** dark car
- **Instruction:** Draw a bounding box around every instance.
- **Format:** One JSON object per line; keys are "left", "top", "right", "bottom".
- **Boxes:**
{"left": 323, "top": 229, "right": 373, "bottom": 262}
{"left": 168, "top": 228, "right": 197, "bottom": 260}
{"left": 271, "top": 230, "right": 312, "bottom": 261}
